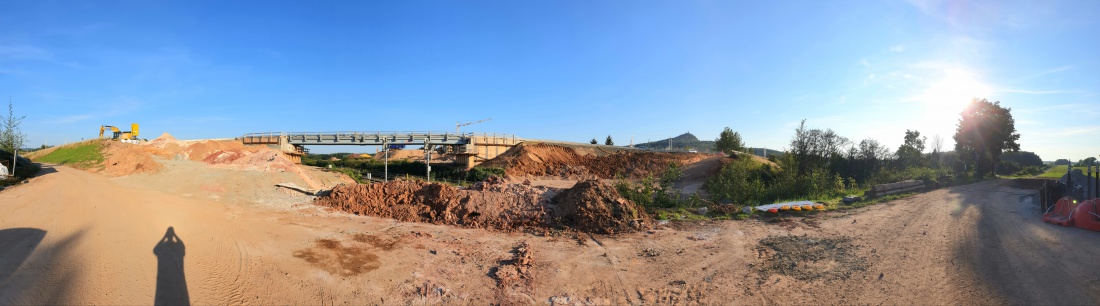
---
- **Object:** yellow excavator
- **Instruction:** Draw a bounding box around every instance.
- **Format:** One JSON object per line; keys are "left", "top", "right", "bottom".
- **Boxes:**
{"left": 99, "top": 123, "right": 140, "bottom": 141}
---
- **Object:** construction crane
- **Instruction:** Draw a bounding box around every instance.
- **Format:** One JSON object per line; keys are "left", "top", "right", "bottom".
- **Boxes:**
{"left": 99, "top": 123, "right": 140, "bottom": 141}
{"left": 455, "top": 118, "right": 491, "bottom": 134}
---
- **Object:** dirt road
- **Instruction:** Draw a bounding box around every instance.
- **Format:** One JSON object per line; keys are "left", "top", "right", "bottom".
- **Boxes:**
{"left": 1, "top": 165, "right": 1098, "bottom": 304}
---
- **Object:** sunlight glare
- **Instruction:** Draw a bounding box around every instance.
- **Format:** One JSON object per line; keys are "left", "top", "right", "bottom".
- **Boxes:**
{"left": 916, "top": 68, "right": 992, "bottom": 123}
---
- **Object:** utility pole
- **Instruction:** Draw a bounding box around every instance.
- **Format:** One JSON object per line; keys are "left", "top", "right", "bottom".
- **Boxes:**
{"left": 383, "top": 139, "right": 389, "bottom": 182}
{"left": 425, "top": 143, "right": 431, "bottom": 182}
{"left": 11, "top": 148, "right": 17, "bottom": 176}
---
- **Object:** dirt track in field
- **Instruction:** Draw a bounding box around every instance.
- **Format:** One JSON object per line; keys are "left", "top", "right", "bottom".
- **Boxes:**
{"left": 1, "top": 162, "right": 1098, "bottom": 304}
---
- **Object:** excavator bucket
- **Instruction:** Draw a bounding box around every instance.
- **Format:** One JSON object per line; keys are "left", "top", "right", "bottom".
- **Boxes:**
{"left": 1043, "top": 196, "right": 1077, "bottom": 227}
{"left": 1072, "top": 199, "right": 1100, "bottom": 232}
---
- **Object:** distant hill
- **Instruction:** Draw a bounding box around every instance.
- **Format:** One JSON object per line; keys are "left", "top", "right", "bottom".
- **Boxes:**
{"left": 634, "top": 133, "right": 716, "bottom": 152}
{"left": 633, "top": 132, "right": 784, "bottom": 157}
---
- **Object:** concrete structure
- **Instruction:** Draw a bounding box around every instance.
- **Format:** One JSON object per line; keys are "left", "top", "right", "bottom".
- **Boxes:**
{"left": 241, "top": 131, "right": 520, "bottom": 168}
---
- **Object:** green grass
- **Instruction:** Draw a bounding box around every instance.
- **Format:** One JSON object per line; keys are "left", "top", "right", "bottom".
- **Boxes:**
{"left": 34, "top": 142, "right": 104, "bottom": 169}
{"left": 1039, "top": 165, "right": 1071, "bottom": 178}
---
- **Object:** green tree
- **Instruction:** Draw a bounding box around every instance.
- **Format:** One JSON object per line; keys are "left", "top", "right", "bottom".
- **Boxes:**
{"left": 1078, "top": 157, "right": 1097, "bottom": 166}
{"left": 715, "top": 127, "right": 745, "bottom": 155}
{"left": 590, "top": 138, "right": 598, "bottom": 145}
{"left": 953, "top": 98, "right": 1020, "bottom": 177}
{"left": 1, "top": 100, "right": 27, "bottom": 154}
{"left": 896, "top": 129, "right": 926, "bottom": 168}
{"left": 605, "top": 135, "right": 614, "bottom": 146}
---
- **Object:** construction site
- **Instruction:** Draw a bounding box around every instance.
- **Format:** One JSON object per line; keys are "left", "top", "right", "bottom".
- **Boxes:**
{"left": 0, "top": 126, "right": 1098, "bottom": 305}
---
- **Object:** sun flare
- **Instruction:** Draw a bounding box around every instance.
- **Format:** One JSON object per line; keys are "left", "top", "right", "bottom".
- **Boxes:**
{"left": 916, "top": 68, "right": 992, "bottom": 122}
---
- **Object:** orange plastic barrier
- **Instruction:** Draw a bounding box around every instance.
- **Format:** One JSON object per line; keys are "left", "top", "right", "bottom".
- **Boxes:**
{"left": 1072, "top": 199, "right": 1100, "bottom": 232}
{"left": 1043, "top": 197, "right": 1077, "bottom": 226}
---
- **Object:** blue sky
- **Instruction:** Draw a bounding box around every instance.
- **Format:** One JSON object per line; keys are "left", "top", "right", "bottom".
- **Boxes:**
{"left": 1, "top": 1, "right": 1097, "bottom": 160}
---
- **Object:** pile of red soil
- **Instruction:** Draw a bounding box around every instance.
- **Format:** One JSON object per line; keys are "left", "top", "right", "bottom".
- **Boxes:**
{"left": 479, "top": 143, "right": 709, "bottom": 179}
{"left": 549, "top": 180, "right": 651, "bottom": 234}
{"left": 313, "top": 180, "right": 552, "bottom": 231}
{"left": 143, "top": 134, "right": 325, "bottom": 188}
{"left": 314, "top": 179, "right": 650, "bottom": 234}
{"left": 98, "top": 140, "right": 164, "bottom": 176}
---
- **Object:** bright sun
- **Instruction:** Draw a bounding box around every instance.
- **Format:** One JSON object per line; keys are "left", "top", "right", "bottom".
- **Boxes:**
{"left": 916, "top": 68, "right": 992, "bottom": 122}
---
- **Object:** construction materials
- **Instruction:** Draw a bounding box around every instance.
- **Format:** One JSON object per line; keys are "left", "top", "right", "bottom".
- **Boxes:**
{"left": 99, "top": 123, "right": 140, "bottom": 141}
{"left": 865, "top": 180, "right": 924, "bottom": 198}
{"left": 754, "top": 200, "right": 815, "bottom": 213}
{"left": 1042, "top": 165, "right": 1100, "bottom": 232}
{"left": 456, "top": 118, "right": 491, "bottom": 133}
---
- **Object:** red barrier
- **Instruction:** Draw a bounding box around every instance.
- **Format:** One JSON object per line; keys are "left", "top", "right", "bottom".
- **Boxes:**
{"left": 1072, "top": 199, "right": 1100, "bottom": 232}
{"left": 1043, "top": 197, "right": 1077, "bottom": 226}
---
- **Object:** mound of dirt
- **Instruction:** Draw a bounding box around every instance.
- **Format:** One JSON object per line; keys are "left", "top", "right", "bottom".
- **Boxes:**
{"left": 479, "top": 143, "right": 709, "bottom": 179}
{"left": 549, "top": 180, "right": 650, "bottom": 234}
{"left": 755, "top": 235, "right": 867, "bottom": 282}
{"left": 97, "top": 140, "right": 164, "bottom": 176}
{"left": 314, "top": 178, "right": 651, "bottom": 234}
{"left": 313, "top": 180, "right": 553, "bottom": 231}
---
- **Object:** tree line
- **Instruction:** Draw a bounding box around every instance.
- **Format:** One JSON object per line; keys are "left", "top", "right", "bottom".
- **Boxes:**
{"left": 705, "top": 98, "right": 1029, "bottom": 206}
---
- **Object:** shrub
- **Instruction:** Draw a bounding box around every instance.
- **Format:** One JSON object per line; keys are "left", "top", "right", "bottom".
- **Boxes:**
{"left": 467, "top": 166, "right": 505, "bottom": 181}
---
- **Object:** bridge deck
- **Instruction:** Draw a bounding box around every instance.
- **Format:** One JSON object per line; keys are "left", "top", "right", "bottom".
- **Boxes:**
{"left": 241, "top": 131, "right": 519, "bottom": 146}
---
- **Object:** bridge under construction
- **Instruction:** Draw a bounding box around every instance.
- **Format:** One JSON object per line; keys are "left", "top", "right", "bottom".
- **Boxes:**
{"left": 240, "top": 131, "right": 521, "bottom": 168}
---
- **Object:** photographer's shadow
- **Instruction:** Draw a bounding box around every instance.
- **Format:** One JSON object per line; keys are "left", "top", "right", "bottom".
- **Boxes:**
{"left": 153, "top": 227, "right": 189, "bottom": 306}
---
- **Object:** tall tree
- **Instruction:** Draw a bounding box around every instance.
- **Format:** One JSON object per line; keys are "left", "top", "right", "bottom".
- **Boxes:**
{"left": 930, "top": 134, "right": 944, "bottom": 167}
{"left": 1, "top": 100, "right": 27, "bottom": 153}
{"left": 714, "top": 127, "right": 744, "bottom": 155}
{"left": 1078, "top": 157, "right": 1097, "bottom": 166}
{"left": 953, "top": 98, "right": 1020, "bottom": 177}
{"left": 604, "top": 135, "right": 614, "bottom": 146}
{"left": 896, "top": 130, "right": 926, "bottom": 168}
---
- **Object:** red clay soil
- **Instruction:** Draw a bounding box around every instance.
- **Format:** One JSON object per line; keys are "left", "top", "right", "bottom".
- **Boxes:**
{"left": 313, "top": 180, "right": 552, "bottom": 231}
{"left": 313, "top": 178, "right": 649, "bottom": 234}
{"left": 549, "top": 180, "right": 652, "bottom": 234}
{"left": 479, "top": 143, "right": 710, "bottom": 179}
{"left": 97, "top": 140, "right": 164, "bottom": 176}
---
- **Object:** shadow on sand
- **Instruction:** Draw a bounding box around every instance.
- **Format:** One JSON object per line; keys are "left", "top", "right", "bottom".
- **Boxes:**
{"left": 0, "top": 228, "right": 47, "bottom": 285}
{"left": 153, "top": 227, "right": 189, "bottom": 306}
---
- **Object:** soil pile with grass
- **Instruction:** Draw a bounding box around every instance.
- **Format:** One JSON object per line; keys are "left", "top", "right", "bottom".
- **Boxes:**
{"left": 550, "top": 180, "right": 650, "bottom": 234}
{"left": 479, "top": 143, "right": 709, "bottom": 179}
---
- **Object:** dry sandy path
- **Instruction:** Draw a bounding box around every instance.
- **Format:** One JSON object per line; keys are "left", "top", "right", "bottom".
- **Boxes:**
{"left": 2, "top": 165, "right": 1099, "bottom": 305}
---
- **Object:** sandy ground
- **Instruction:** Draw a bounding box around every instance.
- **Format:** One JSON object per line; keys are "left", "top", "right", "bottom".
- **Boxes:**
{"left": 2, "top": 165, "right": 1099, "bottom": 304}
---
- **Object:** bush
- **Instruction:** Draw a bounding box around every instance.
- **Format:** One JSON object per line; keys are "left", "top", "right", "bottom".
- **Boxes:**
{"left": 614, "top": 162, "right": 684, "bottom": 209}
{"left": 467, "top": 167, "right": 505, "bottom": 181}
{"left": 705, "top": 157, "right": 767, "bottom": 207}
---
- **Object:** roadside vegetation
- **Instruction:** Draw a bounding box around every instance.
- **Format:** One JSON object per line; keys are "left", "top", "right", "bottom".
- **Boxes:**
{"left": 617, "top": 98, "right": 1026, "bottom": 221}
{"left": 1, "top": 100, "right": 38, "bottom": 187}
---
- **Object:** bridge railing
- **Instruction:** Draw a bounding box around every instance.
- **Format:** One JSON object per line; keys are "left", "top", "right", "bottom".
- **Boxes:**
{"left": 241, "top": 131, "right": 523, "bottom": 146}
{"left": 241, "top": 132, "right": 284, "bottom": 144}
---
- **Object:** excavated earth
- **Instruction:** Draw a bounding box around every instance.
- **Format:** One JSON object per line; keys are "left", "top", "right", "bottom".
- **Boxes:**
{"left": 313, "top": 177, "right": 651, "bottom": 234}
{"left": 8, "top": 136, "right": 1100, "bottom": 305}
{"left": 478, "top": 143, "right": 711, "bottom": 179}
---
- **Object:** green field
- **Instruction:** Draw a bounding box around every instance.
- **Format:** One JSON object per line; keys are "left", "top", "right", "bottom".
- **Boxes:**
{"left": 1038, "top": 165, "right": 1095, "bottom": 178}
{"left": 34, "top": 142, "right": 104, "bottom": 168}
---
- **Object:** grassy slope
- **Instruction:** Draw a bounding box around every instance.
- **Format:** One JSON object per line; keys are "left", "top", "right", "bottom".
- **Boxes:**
{"left": 34, "top": 141, "right": 104, "bottom": 169}
{"left": 1039, "top": 165, "right": 1072, "bottom": 178}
